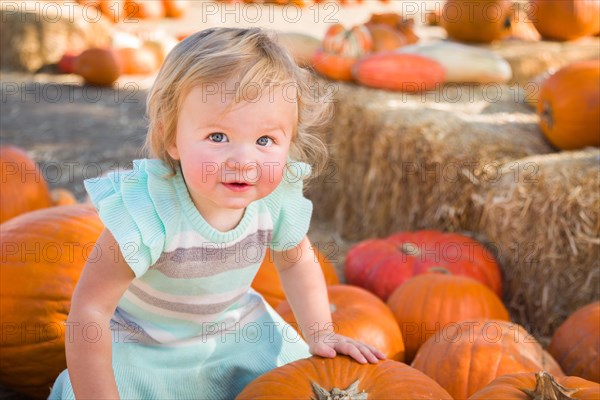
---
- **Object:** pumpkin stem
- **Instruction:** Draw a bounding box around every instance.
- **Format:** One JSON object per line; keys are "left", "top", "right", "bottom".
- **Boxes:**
{"left": 428, "top": 266, "right": 451, "bottom": 275}
{"left": 541, "top": 100, "right": 554, "bottom": 131}
{"left": 522, "top": 371, "right": 579, "bottom": 400}
{"left": 311, "top": 379, "right": 368, "bottom": 400}
{"left": 400, "top": 242, "right": 420, "bottom": 257}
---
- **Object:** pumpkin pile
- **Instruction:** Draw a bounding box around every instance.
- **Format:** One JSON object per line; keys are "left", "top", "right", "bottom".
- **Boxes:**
{"left": 76, "top": 0, "right": 190, "bottom": 22}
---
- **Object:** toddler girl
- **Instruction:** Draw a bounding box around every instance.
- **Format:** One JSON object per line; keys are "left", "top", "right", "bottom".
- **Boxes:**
{"left": 49, "top": 27, "right": 385, "bottom": 400}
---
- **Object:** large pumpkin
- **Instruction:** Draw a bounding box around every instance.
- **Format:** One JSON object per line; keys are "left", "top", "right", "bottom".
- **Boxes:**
{"left": 528, "top": 0, "right": 600, "bottom": 41}
{"left": 412, "top": 319, "right": 564, "bottom": 399}
{"left": 0, "top": 205, "right": 104, "bottom": 399}
{"left": 236, "top": 356, "right": 453, "bottom": 399}
{"left": 387, "top": 273, "right": 509, "bottom": 362}
{"left": 252, "top": 247, "right": 339, "bottom": 309}
{"left": 0, "top": 146, "right": 52, "bottom": 223}
{"left": 276, "top": 284, "right": 405, "bottom": 361}
{"left": 548, "top": 302, "right": 600, "bottom": 383}
{"left": 344, "top": 230, "right": 502, "bottom": 301}
{"left": 469, "top": 371, "right": 600, "bottom": 399}
{"left": 441, "top": 0, "right": 513, "bottom": 43}
{"left": 537, "top": 60, "right": 600, "bottom": 150}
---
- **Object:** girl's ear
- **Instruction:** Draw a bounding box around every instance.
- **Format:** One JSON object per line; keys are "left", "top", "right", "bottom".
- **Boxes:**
{"left": 166, "top": 142, "right": 180, "bottom": 160}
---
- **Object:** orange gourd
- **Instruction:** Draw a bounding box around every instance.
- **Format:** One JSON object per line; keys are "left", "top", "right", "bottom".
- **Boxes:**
{"left": 74, "top": 48, "right": 121, "bottom": 86}
{"left": 537, "top": 60, "right": 600, "bottom": 150}
{"left": 353, "top": 52, "right": 445, "bottom": 92}
{"left": 469, "top": 371, "right": 600, "bottom": 399}
{"left": 529, "top": 0, "right": 600, "bottom": 41}
{"left": 441, "top": 0, "right": 513, "bottom": 43}
{"left": 117, "top": 47, "right": 160, "bottom": 75}
{"left": 276, "top": 284, "right": 405, "bottom": 361}
{"left": 322, "top": 24, "right": 373, "bottom": 57}
{"left": 236, "top": 356, "right": 453, "bottom": 399}
{"left": 367, "top": 13, "right": 419, "bottom": 44}
{"left": 364, "top": 23, "right": 409, "bottom": 52}
{"left": 0, "top": 205, "right": 104, "bottom": 399}
{"left": 412, "top": 319, "right": 564, "bottom": 399}
{"left": 162, "top": 0, "right": 188, "bottom": 18}
{"left": 387, "top": 273, "right": 509, "bottom": 362}
{"left": 251, "top": 247, "right": 338, "bottom": 309}
{"left": 311, "top": 49, "right": 357, "bottom": 82}
{"left": 0, "top": 146, "right": 52, "bottom": 223}
{"left": 123, "top": 0, "right": 165, "bottom": 19}
{"left": 548, "top": 302, "right": 600, "bottom": 383}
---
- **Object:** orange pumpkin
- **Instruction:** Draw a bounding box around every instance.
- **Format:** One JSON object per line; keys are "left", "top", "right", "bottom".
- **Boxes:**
{"left": 50, "top": 188, "right": 78, "bottom": 206}
{"left": 441, "top": 0, "right": 513, "bottom": 43}
{"left": 367, "top": 13, "right": 419, "bottom": 44}
{"left": 123, "top": 0, "right": 165, "bottom": 19}
{"left": 98, "top": 0, "right": 124, "bottom": 22}
{"left": 251, "top": 247, "right": 338, "bottom": 309}
{"left": 469, "top": 371, "right": 600, "bottom": 399}
{"left": 311, "top": 49, "right": 357, "bottom": 82}
{"left": 412, "top": 319, "right": 564, "bottom": 399}
{"left": 529, "top": 0, "right": 600, "bottom": 41}
{"left": 353, "top": 52, "right": 445, "bottom": 92}
{"left": 116, "top": 47, "right": 160, "bottom": 75}
{"left": 537, "top": 60, "right": 600, "bottom": 150}
{"left": 0, "top": 146, "right": 52, "bottom": 223}
{"left": 0, "top": 205, "right": 104, "bottom": 399}
{"left": 276, "top": 284, "right": 405, "bottom": 361}
{"left": 74, "top": 47, "right": 121, "bottom": 86}
{"left": 548, "top": 302, "right": 600, "bottom": 383}
{"left": 162, "top": 0, "right": 188, "bottom": 18}
{"left": 236, "top": 356, "right": 453, "bottom": 399}
{"left": 387, "top": 273, "right": 509, "bottom": 362}
{"left": 364, "top": 23, "right": 409, "bottom": 52}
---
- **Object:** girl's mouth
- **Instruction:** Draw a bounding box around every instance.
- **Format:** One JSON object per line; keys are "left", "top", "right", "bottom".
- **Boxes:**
{"left": 222, "top": 182, "right": 252, "bottom": 192}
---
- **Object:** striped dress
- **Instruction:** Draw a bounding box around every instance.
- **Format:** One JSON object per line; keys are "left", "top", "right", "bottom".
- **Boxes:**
{"left": 49, "top": 159, "right": 313, "bottom": 399}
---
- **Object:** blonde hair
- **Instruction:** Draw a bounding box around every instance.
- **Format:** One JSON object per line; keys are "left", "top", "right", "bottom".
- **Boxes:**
{"left": 144, "top": 27, "right": 331, "bottom": 181}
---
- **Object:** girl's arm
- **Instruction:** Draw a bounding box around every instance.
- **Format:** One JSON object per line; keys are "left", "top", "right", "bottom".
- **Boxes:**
{"left": 65, "top": 229, "right": 135, "bottom": 399}
{"left": 273, "top": 236, "right": 385, "bottom": 364}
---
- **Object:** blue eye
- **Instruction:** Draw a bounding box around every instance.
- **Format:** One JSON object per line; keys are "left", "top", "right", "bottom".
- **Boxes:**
{"left": 208, "top": 132, "right": 228, "bottom": 143}
{"left": 257, "top": 136, "right": 273, "bottom": 146}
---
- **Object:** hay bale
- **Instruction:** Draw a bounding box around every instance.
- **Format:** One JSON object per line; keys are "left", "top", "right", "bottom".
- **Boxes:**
{"left": 307, "top": 79, "right": 554, "bottom": 240}
{"left": 469, "top": 148, "right": 600, "bottom": 342}
{"left": 0, "top": 1, "right": 112, "bottom": 72}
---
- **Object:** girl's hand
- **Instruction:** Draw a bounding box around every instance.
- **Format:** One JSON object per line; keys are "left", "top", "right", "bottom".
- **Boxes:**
{"left": 305, "top": 329, "right": 387, "bottom": 364}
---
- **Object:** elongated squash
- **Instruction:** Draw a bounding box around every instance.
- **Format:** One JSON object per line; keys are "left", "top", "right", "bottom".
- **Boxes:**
{"left": 353, "top": 52, "right": 445, "bottom": 92}
{"left": 396, "top": 42, "right": 512, "bottom": 83}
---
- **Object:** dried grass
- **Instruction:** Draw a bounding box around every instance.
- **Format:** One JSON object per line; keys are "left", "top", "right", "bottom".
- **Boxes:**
{"left": 308, "top": 79, "right": 554, "bottom": 241}
{"left": 469, "top": 148, "right": 600, "bottom": 341}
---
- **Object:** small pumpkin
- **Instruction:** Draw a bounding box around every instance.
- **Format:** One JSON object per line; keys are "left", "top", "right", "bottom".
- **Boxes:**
{"left": 0, "top": 146, "right": 53, "bottom": 223}
{"left": 353, "top": 52, "right": 445, "bottom": 92}
{"left": 387, "top": 273, "right": 509, "bottom": 362}
{"left": 311, "top": 49, "right": 357, "bottom": 82}
{"left": 322, "top": 24, "right": 373, "bottom": 57}
{"left": 344, "top": 230, "right": 503, "bottom": 301}
{"left": 529, "top": 0, "right": 600, "bottom": 41}
{"left": 236, "top": 356, "right": 453, "bottom": 399}
{"left": 367, "top": 13, "right": 419, "bottom": 44}
{"left": 74, "top": 47, "right": 121, "bottom": 86}
{"left": 51, "top": 188, "right": 78, "bottom": 206}
{"left": 162, "top": 0, "right": 188, "bottom": 18}
{"left": 548, "top": 302, "right": 600, "bottom": 383}
{"left": 412, "top": 319, "right": 564, "bottom": 399}
{"left": 469, "top": 371, "right": 600, "bottom": 399}
{"left": 537, "top": 60, "right": 600, "bottom": 150}
{"left": 276, "top": 284, "right": 405, "bottom": 361}
{"left": 116, "top": 47, "right": 160, "bottom": 75}
{"left": 0, "top": 205, "right": 104, "bottom": 399}
{"left": 251, "top": 247, "right": 338, "bottom": 309}
{"left": 123, "top": 0, "right": 165, "bottom": 19}
{"left": 441, "top": 0, "right": 513, "bottom": 43}
{"left": 364, "top": 23, "right": 409, "bottom": 52}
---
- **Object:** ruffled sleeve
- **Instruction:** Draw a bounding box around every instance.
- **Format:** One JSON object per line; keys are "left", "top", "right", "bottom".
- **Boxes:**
{"left": 83, "top": 159, "right": 178, "bottom": 277}
{"left": 263, "top": 160, "right": 313, "bottom": 252}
